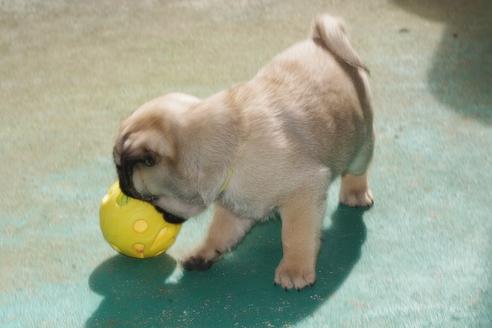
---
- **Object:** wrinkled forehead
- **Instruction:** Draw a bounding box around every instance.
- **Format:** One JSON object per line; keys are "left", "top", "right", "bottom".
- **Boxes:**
{"left": 114, "top": 119, "right": 176, "bottom": 167}
{"left": 120, "top": 107, "right": 163, "bottom": 136}
{"left": 113, "top": 93, "right": 199, "bottom": 163}
{"left": 113, "top": 127, "right": 163, "bottom": 162}
{"left": 116, "top": 92, "right": 199, "bottom": 142}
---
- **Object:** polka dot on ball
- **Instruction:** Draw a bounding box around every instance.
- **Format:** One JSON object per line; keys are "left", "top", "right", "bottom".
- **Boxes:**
{"left": 133, "top": 219, "right": 148, "bottom": 233}
{"left": 133, "top": 243, "right": 145, "bottom": 258}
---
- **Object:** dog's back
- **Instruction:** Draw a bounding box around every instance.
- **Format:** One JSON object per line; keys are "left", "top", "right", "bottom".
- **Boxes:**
{"left": 236, "top": 14, "right": 373, "bottom": 176}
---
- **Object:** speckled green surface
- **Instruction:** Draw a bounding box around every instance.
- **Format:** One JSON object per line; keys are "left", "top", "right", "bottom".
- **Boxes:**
{"left": 1, "top": 1, "right": 491, "bottom": 327}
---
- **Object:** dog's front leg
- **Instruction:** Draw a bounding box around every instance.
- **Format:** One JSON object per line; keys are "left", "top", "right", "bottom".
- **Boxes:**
{"left": 183, "top": 204, "right": 253, "bottom": 271}
{"left": 275, "top": 187, "right": 327, "bottom": 290}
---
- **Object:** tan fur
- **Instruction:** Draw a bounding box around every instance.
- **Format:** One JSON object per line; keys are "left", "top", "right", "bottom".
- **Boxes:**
{"left": 113, "top": 14, "right": 374, "bottom": 290}
{"left": 340, "top": 173, "right": 374, "bottom": 207}
{"left": 275, "top": 183, "right": 328, "bottom": 289}
{"left": 183, "top": 204, "right": 254, "bottom": 270}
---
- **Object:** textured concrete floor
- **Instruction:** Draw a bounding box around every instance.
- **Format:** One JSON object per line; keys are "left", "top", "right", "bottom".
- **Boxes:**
{"left": 1, "top": 0, "right": 491, "bottom": 327}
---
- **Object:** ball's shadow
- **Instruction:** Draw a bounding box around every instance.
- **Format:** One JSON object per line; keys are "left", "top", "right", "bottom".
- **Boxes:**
{"left": 394, "top": 0, "right": 492, "bottom": 124}
{"left": 86, "top": 205, "right": 367, "bottom": 328}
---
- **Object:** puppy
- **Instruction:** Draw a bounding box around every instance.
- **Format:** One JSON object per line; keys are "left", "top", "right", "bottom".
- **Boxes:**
{"left": 113, "top": 14, "right": 374, "bottom": 290}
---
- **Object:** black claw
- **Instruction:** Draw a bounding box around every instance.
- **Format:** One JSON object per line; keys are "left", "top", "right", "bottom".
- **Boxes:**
{"left": 182, "top": 257, "right": 213, "bottom": 271}
{"left": 284, "top": 287, "right": 288, "bottom": 292}
{"left": 273, "top": 282, "right": 277, "bottom": 286}
{"left": 297, "top": 288, "right": 300, "bottom": 292}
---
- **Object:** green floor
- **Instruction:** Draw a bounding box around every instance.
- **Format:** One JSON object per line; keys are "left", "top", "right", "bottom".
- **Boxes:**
{"left": 1, "top": 0, "right": 491, "bottom": 327}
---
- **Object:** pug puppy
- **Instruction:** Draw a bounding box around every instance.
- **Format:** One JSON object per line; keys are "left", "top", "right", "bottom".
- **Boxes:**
{"left": 113, "top": 14, "right": 374, "bottom": 290}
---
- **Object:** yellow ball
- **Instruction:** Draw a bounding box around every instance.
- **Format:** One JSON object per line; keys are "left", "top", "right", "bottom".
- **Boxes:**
{"left": 99, "top": 182, "right": 181, "bottom": 258}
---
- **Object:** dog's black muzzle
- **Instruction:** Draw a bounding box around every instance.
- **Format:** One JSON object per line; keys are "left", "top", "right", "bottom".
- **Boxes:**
{"left": 115, "top": 152, "right": 155, "bottom": 201}
{"left": 114, "top": 153, "right": 186, "bottom": 225}
{"left": 153, "top": 206, "right": 187, "bottom": 224}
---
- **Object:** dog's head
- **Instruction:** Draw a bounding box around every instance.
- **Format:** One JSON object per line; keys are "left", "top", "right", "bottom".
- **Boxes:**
{"left": 113, "top": 93, "right": 205, "bottom": 224}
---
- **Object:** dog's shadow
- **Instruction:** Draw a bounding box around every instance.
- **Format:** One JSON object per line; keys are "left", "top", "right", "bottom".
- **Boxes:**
{"left": 86, "top": 205, "right": 367, "bottom": 327}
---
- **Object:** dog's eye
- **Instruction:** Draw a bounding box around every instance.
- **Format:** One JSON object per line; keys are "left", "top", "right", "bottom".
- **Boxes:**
{"left": 143, "top": 156, "right": 155, "bottom": 167}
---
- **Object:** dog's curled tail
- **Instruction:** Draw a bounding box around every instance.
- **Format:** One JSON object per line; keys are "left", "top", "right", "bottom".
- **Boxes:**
{"left": 311, "top": 14, "right": 369, "bottom": 74}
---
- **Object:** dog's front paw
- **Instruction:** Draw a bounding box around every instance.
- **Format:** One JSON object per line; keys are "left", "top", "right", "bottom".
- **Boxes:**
{"left": 182, "top": 247, "right": 220, "bottom": 271}
{"left": 274, "top": 260, "right": 316, "bottom": 290}
{"left": 182, "top": 256, "right": 214, "bottom": 271}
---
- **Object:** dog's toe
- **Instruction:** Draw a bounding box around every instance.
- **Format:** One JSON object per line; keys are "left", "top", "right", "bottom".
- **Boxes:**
{"left": 274, "top": 261, "right": 316, "bottom": 291}
{"left": 182, "top": 256, "right": 214, "bottom": 271}
{"left": 340, "top": 189, "right": 374, "bottom": 208}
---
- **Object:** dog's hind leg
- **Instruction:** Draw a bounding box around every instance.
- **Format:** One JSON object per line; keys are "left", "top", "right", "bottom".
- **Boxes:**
{"left": 339, "top": 133, "right": 374, "bottom": 208}
{"left": 275, "top": 169, "right": 330, "bottom": 290}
